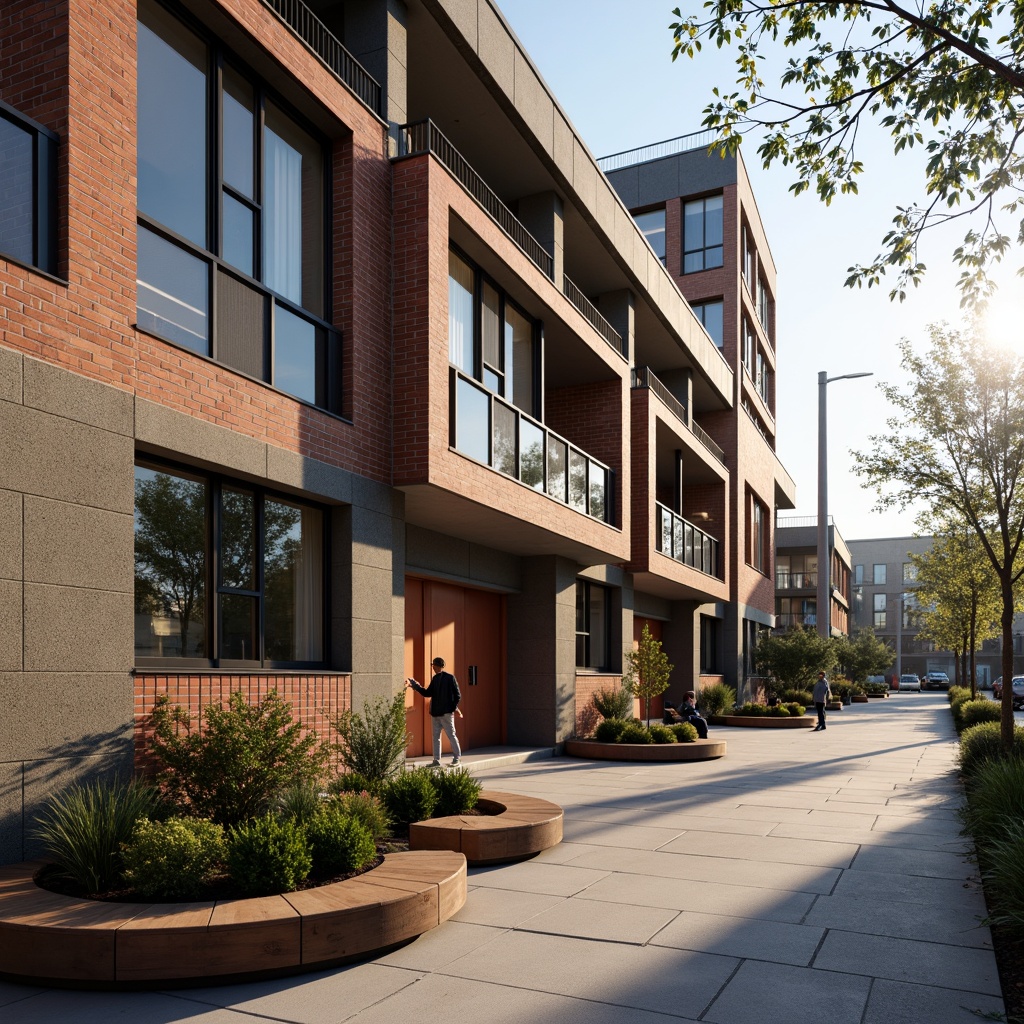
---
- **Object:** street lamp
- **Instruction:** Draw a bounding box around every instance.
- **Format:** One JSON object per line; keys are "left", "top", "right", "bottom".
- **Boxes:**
{"left": 817, "top": 370, "right": 873, "bottom": 638}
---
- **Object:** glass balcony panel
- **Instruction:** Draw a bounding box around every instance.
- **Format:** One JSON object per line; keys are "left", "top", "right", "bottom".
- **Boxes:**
{"left": 520, "top": 420, "right": 544, "bottom": 491}
{"left": 274, "top": 303, "right": 319, "bottom": 406}
{"left": 547, "top": 436, "right": 567, "bottom": 502}
{"left": 684, "top": 524, "right": 694, "bottom": 567}
{"left": 492, "top": 400, "right": 517, "bottom": 477}
{"left": 660, "top": 506, "right": 672, "bottom": 555}
{"left": 456, "top": 376, "right": 490, "bottom": 465}
{"left": 589, "top": 462, "right": 606, "bottom": 522}
{"left": 568, "top": 451, "right": 587, "bottom": 512}
{"left": 137, "top": 226, "right": 209, "bottom": 354}
{"left": 673, "top": 516, "right": 683, "bottom": 560}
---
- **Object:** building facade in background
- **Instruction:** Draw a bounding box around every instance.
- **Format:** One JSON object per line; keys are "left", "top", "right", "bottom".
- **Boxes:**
{"left": 774, "top": 516, "right": 852, "bottom": 637}
{"left": 0, "top": 0, "right": 794, "bottom": 862}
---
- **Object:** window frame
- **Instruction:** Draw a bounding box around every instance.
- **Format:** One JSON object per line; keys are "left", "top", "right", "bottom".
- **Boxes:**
{"left": 746, "top": 489, "right": 770, "bottom": 575}
{"left": 682, "top": 194, "right": 724, "bottom": 274}
{"left": 0, "top": 97, "right": 58, "bottom": 277}
{"left": 873, "top": 592, "right": 887, "bottom": 629}
{"left": 634, "top": 206, "right": 666, "bottom": 265}
{"left": 873, "top": 563, "right": 887, "bottom": 585}
{"left": 692, "top": 298, "right": 724, "bottom": 349}
{"left": 575, "top": 580, "right": 612, "bottom": 672}
{"left": 135, "top": 0, "right": 341, "bottom": 414}
{"left": 134, "top": 455, "right": 330, "bottom": 670}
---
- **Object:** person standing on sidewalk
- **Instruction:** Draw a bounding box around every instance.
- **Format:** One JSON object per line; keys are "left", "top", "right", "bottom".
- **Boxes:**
{"left": 406, "top": 657, "right": 463, "bottom": 766}
{"left": 812, "top": 671, "right": 831, "bottom": 731}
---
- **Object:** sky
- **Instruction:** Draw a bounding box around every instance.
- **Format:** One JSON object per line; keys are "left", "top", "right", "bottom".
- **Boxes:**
{"left": 495, "top": 0, "right": 1024, "bottom": 543}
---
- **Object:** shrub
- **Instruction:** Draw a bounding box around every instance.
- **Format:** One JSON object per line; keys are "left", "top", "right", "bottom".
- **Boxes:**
{"left": 961, "top": 757, "right": 1024, "bottom": 852}
{"left": 735, "top": 702, "right": 767, "bottom": 716}
{"left": 766, "top": 704, "right": 791, "bottom": 717}
{"left": 863, "top": 682, "right": 889, "bottom": 695}
{"left": 276, "top": 779, "right": 326, "bottom": 822}
{"left": 335, "top": 790, "right": 392, "bottom": 842}
{"left": 779, "top": 688, "right": 814, "bottom": 705}
{"left": 122, "top": 817, "right": 225, "bottom": 900}
{"left": 592, "top": 685, "right": 633, "bottom": 721}
{"left": 382, "top": 768, "right": 439, "bottom": 826}
{"left": 305, "top": 806, "right": 376, "bottom": 876}
{"left": 980, "top": 819, "right": 1024, "bottom": 941}
{"left": 618, "top": 722, "right": 653, "bottom": 744}
{"left": 429, "top": 766, "right": 482, "bottom": 816}
{"left": 957, "top": 699, "right": 1002, "bottom": 733}
{"left": 830, "top": 681, "right": 852, "bottom": 700}
{"left": 949, "top": 689, "right": 974, "bottom": 727}
{"left": 958, "top": 721, "right": 1024, "bottom": 779}
{"left": 149, "top": 690, "right": 328, "bottom": 826}
{"left": 226, "top": 814, "right": 312, "bottom": 896}
{"left": 594, "top": 718, "right": 628, "bottom": 742}
{"left": 328, "top": 771, "right": 380, "bottom": 797}
{"left": 948, "top": 685, "right": 971, "bottom": 706}
{"left": 32, "top": 777, "right": 165, "bottom": 894}
{"left": 785, "top": 702, "right": 807, "bottom": 716}
{"left": 648, "top": 724, "right": 677, "bottom": 744}
{"left": 699, "top": 683, "right": 736, "bottom": 717}
{"left": 671, "top": 722, "right": 699, "bottom": 742}
{"left": 332, "top": 693, "right": 409, "bottom": 787}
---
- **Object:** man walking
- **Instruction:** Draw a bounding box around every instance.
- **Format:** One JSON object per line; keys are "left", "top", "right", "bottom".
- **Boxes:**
{"left": 812, "top": 670, "right": 831, "bottom": 731}
{"left": 406, "top": 657, "right": 463, "bottom": 766}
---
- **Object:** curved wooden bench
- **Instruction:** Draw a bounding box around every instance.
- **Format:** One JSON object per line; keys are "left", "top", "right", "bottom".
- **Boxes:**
{"left": 0, "top": 850, "right": 466, "bottom": 988}
{"left": 710, "top": 715, "right": 814, "bottom": 728}
{"left": 408, "top": 790, "right": 563, "bottom": 864}
{"left": 564, "top": 738, "right": 726, "bottom": 761}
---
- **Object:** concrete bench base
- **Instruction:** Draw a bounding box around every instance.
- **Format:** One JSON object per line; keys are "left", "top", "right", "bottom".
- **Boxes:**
{"left": 0, "top": 850, "right": 466, "bottom": 989}
{"left": 408, "top": 791, "right": 563, "bottom": 864}
{"left": 563, "top": 738, "right": 726, "bottom": 761}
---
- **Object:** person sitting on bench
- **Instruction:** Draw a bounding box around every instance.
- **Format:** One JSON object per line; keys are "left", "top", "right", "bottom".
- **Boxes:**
{"left": 678, "top": 690, "right": 709, "bottom": 739}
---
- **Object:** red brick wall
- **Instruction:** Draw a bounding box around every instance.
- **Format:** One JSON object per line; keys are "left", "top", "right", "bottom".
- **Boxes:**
{"left": 133, "top": 672, "right": 351, "bottom": 774}
{"left": 574, "top": 673, "right": 622, "bottom": 738}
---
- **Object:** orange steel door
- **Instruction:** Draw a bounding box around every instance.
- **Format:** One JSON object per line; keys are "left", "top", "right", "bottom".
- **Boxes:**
{"left": 404, "top": 578, "right": 505, "bottom": 756}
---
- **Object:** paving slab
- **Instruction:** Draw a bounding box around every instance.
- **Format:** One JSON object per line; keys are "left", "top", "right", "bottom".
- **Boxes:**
{"left": 511, "top": 895, "right": 679, "bottom": 944}
{"left": 831, "top": 866, "right": 988, "bottom": 910}
{"left": 862, "top": 978, "right": 1006, "bottom": 1024}
{"left": 451, "top": 887, "right": 565, "bottom": 927}
{"left": 768, "top": 821, "right": 971, "bottom": 853}
{"left": 657, "top": 830, "right": 858, "bottom": 868}
{"left": 850, "top": 844, "right": 979, "bottom": 880}
{"left": 465, "top": 861, "right": 611, "bottom": 896}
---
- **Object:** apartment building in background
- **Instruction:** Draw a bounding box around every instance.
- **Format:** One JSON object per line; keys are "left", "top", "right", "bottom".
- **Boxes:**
{"left": 0, "top": 0, "right": 794, "bottom": 861}
{"left": 774, "top": 516, "right": 852, "bottom": 637}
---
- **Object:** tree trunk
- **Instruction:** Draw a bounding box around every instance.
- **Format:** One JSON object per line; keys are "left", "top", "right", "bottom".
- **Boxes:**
{"left": 969, "top": 587, "right": 978, "bottom": 699}
{"left": 1000, "top": 572, "right": 1015, "bottom": 752}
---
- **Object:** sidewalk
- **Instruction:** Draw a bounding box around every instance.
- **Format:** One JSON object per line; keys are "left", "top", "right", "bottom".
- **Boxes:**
{"left": 0, "top": 693, "right": 1003, "bottom": 1023}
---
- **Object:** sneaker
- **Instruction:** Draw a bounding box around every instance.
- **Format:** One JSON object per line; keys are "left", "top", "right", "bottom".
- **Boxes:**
{"left": 428, "top": 760, "right": 442, "bottom": 767}
{"left": 449, "top": 758, "right": 461, "bottom": 767}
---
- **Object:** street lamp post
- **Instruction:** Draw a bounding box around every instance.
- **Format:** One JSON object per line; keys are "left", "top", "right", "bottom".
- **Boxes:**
{"left": 817, "top": 370, "right": 873, "bottom": 639}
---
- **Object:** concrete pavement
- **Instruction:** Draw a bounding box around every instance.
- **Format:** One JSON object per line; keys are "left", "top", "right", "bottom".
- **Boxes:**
{"left": 0, "top": 692, "right": 1004, "bottom": 1023}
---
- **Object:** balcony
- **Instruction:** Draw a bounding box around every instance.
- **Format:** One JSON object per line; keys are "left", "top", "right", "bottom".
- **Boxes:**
{"left": 260, "top": 0, "right": 382, "bottom": 115}
{"left": 563, "top": 274, "right": 625, "bottom": 357}
{"left": 451, "top": 368, "right": 614, "bottom": 526}
{"left": 776, "top": 571, "right": 818, "bottom": 590}
{"left": 655, "top": 503, "right": 720, "bottom": 579}
{"left": 775, "top": 613, "right": 817, "bottom": 629}
{"left": 632, "top": 366, "right": 726, "bottom": 465}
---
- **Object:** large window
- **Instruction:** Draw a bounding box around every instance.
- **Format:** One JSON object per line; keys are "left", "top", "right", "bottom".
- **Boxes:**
{"left": 134, "top": 461, "right": 325, "bottom": 667}
{"left": 448, "top": 248, "right": 539, "bottom": 417}
{"left": 873, "top": 563, "right": 887, "bottom": 585}
{"left": 747, "top": 489, "right": 769, "bottom": 574}
{"left": 0, "top": 99, "right": 57, "bottom": 275}
{"left": 682, "top": 195, "right": 723, "bottom": 273}
{"left": 692, "top": 299, "right": 724, "bottom": 349}
{"left": 634, "top": 208, "right": 666, "bottom": 264}
{"left": 699, "top": 615, "right": 719, "bottom": 673}
{"left": 136, "top": 0, "right": 338, "bottom": 411}
{"left": 873, "top": 593, "right": 887, "bottom": 629}
{"left": 576, "top": 581, "right": 611, "bottom": 671}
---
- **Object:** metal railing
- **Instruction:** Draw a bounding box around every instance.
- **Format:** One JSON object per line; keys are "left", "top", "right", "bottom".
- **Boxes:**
{"left": 656, "top": 502, "right": 720, "bottom": 579}
{"left": 777, "top": 515, "right": 834, "bottom": 529}
{"left": 563, "top": 275, "right": 624, "bottom": 356}
{"left": 450, "top": 368, "right": 614, "bottom": 525}
{"left": 776, "top": 571, "right": 818, "bottom": 590}
{"left": 261, "top": 0, "right": 382, "bottom": 116}
{"left": 775, "top": 613, "right": 817, "bottom": 629}
{"left": 397, "top": 120, "right": 555, "bottom": 280}
{"left": 597, "top": 129, "right": 719, "bottom": 174}
{"left": 631, "top": 366, "right": 727, "bottom": 465}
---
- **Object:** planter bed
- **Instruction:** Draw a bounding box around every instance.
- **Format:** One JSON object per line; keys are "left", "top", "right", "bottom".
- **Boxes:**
{"left": 563, "top": 738, "right": 726, "bottom": 761}
{"left": 408, "top": 790, "right": 563, "bottom": 864}
{"left": 0, "top": 850, "right": 466, "bottom": 989}
{"left": 866, "top": 692, "right": 890, "bottom": 699}
{"left": 852, "top": 694, "right": 869, "bottom": 703}
{"left": 709, "top": 715, "right": 815, "bottom": 729}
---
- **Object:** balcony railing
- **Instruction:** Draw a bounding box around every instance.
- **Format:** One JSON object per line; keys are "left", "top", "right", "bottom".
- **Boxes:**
{"left": 632, "top": 366, "right": 727, "bottom": 465}
{"left": 775, "top": 613, "right": 817, "bottom": 629}
{"left": 450, "top": 368, "right": 614, "bottom": 525}
{"left": 597, "top": 129, "right": 719, "bottom": 174}
{"left": 563, "top": 274, "right": 624, "bottom": 356}
{"left": 260, "top": 0, "right": 382, "bottom": 116}
{"left": 397, "top": 120, "right": 554, "bottom": 280}
{"left": 777, "top": 515, "right": 834, "bottom": 529}
{"left": 655, "top": 502, "right": 720, "bottom": 579}
{"left": 776, "top": 571, "right": 818, "bottom": 590}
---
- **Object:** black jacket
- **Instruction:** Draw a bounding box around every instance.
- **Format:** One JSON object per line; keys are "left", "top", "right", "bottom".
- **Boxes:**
{"left": 410, "top": 671, "right": 461, "bottom": 717}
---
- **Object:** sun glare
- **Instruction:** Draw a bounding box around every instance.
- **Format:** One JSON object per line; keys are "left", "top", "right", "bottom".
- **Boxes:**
{"left": 981, "top": 292, "right": 1024, "bottom": 356}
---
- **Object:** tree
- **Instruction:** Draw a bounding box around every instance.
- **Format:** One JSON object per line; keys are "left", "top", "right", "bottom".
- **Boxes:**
{"left": 834, "top": 627, "right": 895, "bottom": 683}
{"left": 910, "top": 521, "right": 1001, "bottom": 695}
{"left": 671, "top": 1, "right": 1024, "bottom": 305}
{"left": 754, "top": 625, "right": 837, "bottom": 690}
{"left": 854, "top": 324, "right": 1024, "bottom": 748}
{"left": 622, "top": 624, "right": 673, "bottom": 726}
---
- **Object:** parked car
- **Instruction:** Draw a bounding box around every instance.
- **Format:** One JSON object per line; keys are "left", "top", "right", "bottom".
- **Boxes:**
{"left": 898, "top": 673, "right": 921, "bottom": 692}
{"left": 991, "top": 676, "right": 1024, "bottom": 709}
{"left": 922, "top": 671, "right": 951, "bottom": 691}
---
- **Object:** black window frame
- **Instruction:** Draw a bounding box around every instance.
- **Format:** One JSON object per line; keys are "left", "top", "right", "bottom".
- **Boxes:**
{"left": 0, "top": 97, "right": 58, "bottom": 277}
{"left": 134, "top": 456, "right": 330, "bottom": 670}
{"left": 575, "top": 580, "right": 612, "bottom": 672}
{"left": 135, "top": 0, "right": 341, "bottom": 415}
{"left": 682, "top": 194, "right": 724, "bottom": 274}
